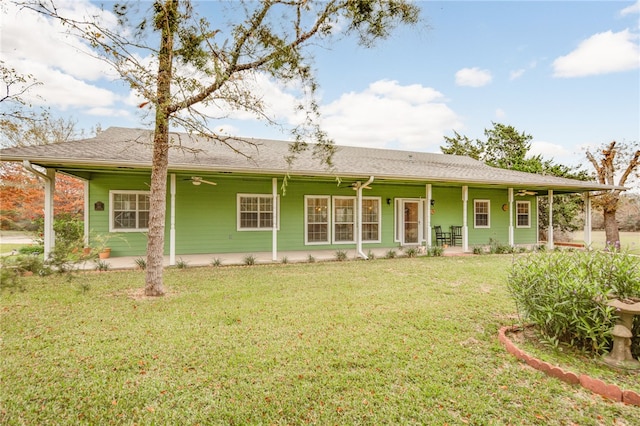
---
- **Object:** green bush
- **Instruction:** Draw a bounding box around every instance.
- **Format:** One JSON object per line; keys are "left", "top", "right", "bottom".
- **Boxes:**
{"left": 508, "top": 250, "right": 640, "bottom": 354}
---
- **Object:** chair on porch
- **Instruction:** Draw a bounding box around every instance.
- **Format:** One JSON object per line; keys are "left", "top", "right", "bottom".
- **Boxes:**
{"left": 450, "top": 225, "right": 462, "bottom": 246}
{"left": 434, "top": 226, "right": 451, "bottom": 246}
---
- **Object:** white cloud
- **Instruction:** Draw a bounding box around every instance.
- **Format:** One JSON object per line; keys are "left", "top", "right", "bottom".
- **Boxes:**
{"left": 620, "top": 1, "right": 640, "bottom": 16}
{"left": 495, "top": 108, "right": 506, "bottom": 119}
{"left": 509, "top": 69, "right": 525, "bottom": 80}
{"left": 1, "top": 1, "right": 122, "bottom": 109}
{"left": 552, "top": 30, "right": 640, "bottom": 77}
{"left": 528, "top": 141, "right": 575, "bottom": 162}
{"left": 320, "top": 80, "right": 461, "bottom": 151}
{"left": 455, "top": 67, "right": 493, "bottom": 87}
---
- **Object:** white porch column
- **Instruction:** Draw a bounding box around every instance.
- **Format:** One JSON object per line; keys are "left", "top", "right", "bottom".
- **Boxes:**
{"left": 584, "top": 192, "right": 592, "bottom": 249}
{"left": 462, "top": 186, "right": 469, "bottom": 252}
{"left": 508, "top": 188, "right": 514, "bottom": 246}
{"left": 169, "top": 173, "right": 176, "bottom": 266}
{"left": 22, "top": 161, "right": 55, "bottom": 259}
{"left": 272, "top": 177, "right": 278, "bottom": 261}
{"left": 547, "top": 189, "right": 554, "bottom": 250}
{"left": 44, "top": 169, "right": 55, "bottom": 259}
{"left": 83, "top": 179, "right": 89, "bottom": 248}
{"left": 426, "top": 184, "right": 432, "bottom": 248}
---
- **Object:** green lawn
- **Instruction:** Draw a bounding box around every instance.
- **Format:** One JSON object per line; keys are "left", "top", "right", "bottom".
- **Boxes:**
{"left": 1, "top": 256, "right": 639, "bottom": 424}
{"left": 572, "top": 230, "right": 640, "bottom": 254}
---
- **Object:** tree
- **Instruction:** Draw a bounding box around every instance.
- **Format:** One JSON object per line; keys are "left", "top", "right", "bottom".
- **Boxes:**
{"left": 0, "top": 59, "right": 85, "bottom": 230}
{"left": 23, "top": 0, "right": 421, "bottom": 296}
{"left": 586, "top": 140, "right": 640, "bottom": 245}
{"left": 0, "top": 115, "right": 86, "bottom": 230}
{"left": 441, "top": 122, "right": 590, "bottom": 240}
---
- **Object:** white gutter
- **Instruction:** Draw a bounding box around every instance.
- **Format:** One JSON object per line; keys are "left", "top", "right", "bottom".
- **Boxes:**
{"left": 272, "top": 177, "right": 278, "bottom": 261}
{"left": 356, "top": 176, "right": 374, "bottom": 259}
{"left": 22, "top": 160, "right": 55, "bottom": 259}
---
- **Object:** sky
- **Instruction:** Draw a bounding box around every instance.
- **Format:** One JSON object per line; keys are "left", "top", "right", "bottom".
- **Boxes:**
{"left": 1, "top": 0, "right": 639, "bottom": 170}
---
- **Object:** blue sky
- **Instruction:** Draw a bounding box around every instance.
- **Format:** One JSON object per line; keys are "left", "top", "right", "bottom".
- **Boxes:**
{"left": 2, "top": 1, "right": 639, "bottom": 169}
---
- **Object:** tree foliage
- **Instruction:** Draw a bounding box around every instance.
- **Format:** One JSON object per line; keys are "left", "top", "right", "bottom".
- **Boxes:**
{"left": 586, "top": 140, "right": 640, "bottom": 244}
{"left": 22, "top": 0, "right": 421, "bottom": 296}
{"left": 441, "top": 122, "right": 589, "bottom": 238}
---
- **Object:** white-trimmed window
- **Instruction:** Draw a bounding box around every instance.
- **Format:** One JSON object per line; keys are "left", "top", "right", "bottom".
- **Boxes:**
{"left": 333, "top": 197, "right": 355, "bottom": 243}
{"left": 305, "top": 196, "right": 330, "bottom": 244}
{"left": 237, "top": 194, "right": 277, "bottom": 231}
{"left": 110, "top": 191, "right": 150, "bottom": 232}
{"left": 362, "top": 198, "right": 381, "bottom": 242}
{"left": 474, "top": 200, "right": 490, "bottom": 228}
{"left": 516, "top": 200, "right": 531, "bottom": 228}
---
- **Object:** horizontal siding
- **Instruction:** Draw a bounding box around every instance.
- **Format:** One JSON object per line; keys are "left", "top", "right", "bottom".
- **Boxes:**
{"left": 87, "top": 173, "right": 541, "bottom": 256}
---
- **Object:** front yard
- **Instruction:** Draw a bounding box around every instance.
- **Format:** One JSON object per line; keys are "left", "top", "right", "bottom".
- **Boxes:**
{"left": 1, "top": 256, "right": 638, "bottom": 424}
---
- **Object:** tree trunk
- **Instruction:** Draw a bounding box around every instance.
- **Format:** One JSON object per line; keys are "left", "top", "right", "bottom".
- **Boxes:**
{"left": 144, "top": 0, "right": 177, "bottom": 297}
{"left": 603, "top": 205, "right": 620, "bottom": 248}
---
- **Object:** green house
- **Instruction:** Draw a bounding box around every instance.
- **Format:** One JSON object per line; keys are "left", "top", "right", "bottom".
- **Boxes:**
{"left": 0, "top": 127, "right": 619, "bottom": 263}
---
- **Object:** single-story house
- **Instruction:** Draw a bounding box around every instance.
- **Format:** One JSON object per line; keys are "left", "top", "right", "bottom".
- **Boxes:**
{"left": 0, "top": 127, "right": 621, "bottom": 263}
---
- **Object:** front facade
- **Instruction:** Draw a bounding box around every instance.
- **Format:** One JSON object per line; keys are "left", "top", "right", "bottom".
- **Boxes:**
{"left": 1, "top": 127, "right": 619, "bottom": 261}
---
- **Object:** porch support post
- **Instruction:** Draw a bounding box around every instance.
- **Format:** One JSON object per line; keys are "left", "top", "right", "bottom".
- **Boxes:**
{"left": 169, "top": 173, "right": 176, "bottom": 266}
{"left": 426, "top": 184, "right": 432, "bottom": 248}
{"left": 547, "top": 189, "right": 554, "bottom": 250}
{"left": 584, "top": 192, "right": 592, "bottom": 249}
{"left": 83, "top": 179, "right": 89, "bottom": 248}
{"left": 508, "top": 188, "right": 514, "bottom": 246}
{"left": 462, "top": 185, "right": 469, "bottom": 252}
{"left": 22, "top": 161, "right": 55, "bottom": 259}
{"left": 272, "top": 177, "right": 278, "bottom": 262}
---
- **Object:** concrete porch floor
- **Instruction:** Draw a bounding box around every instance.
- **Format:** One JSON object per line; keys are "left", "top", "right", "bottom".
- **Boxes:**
{"left": 91, "top": 246, "right": 468, "bottom": 270}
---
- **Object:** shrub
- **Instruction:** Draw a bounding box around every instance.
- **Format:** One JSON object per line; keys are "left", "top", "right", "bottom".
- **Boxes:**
{"left": 134, "top": 257, "right": 147, "bottom": 270}
{"left": 404, "top": 247, "right": 418, "bottom": 258}
{"left": 211, "top": 258, "right": 222, "bottom": 267}
{"left": 472, "top": 245, "right": 484, "bottom": 255}
{"left": 385, "top": 249, "right": 396, "bottom": 259}
{"left": 19, "top": 246, "right": 44, "bottom": 256}
{"left": 307, "top": 255, "right": 316, "bottom": 263}
{"left": 507, "top": 250, "right": 640, "bottom": 354}
{"left": 426, "top": 246, "right": 443, "bottom": 257}
{"left": 176, "top": 258, "right": 189, "bottom": 269}
{"left": 335, "top": 250, "right": 348, "bottom": 261}
{"left": 94, "top": 260, "right": 110, "bottom": 271}
{"left": 243, "top": 255, "right": 256, "bottom": 266}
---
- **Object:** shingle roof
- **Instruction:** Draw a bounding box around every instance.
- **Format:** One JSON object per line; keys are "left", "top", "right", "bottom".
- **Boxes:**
{"left": 0, "top": 126, "right": 618, "bottom": 193}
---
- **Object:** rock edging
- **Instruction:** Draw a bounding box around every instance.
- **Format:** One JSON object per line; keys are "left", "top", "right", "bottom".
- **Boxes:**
{"left": 498, "top": 325, "right": 640, "bottom": 406}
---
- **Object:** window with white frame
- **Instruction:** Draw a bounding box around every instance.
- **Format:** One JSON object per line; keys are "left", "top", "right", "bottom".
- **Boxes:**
{"left": 305, "top": 196, "right": 330, "bottom": 244}
{"left": 237, "top": 194, "right": 277, "bottom": 230}
{"left": 516, "top": 200, "right": 531, "bottom": 228}
{"left": 333, "top": 197, "right": 355, "bottom": 243}
{"left": 474, "top": 200, "right": 490, "bottom": 228}
{"left": 362, "top": 198, "right": 380, "bottom": 242}
{"left": 110, "top": 191, "right": 150, "bottom": 231}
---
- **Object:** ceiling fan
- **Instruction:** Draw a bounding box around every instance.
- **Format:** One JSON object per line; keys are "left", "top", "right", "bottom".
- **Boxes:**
{"left": 187, "top": 176, "right": 217, "bottom": 186}
{"left": 516, "top": 189, "right": 537, "bottom": 196}
{"left": 351, "top": 181, "right": 372, "bottom": 190}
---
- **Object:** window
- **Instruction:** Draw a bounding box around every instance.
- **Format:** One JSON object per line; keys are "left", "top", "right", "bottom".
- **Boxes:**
{"left": 362, "top": 198, "right": 380, "bottom": 242}
{"left": 305, "top": 196, "right": 381, "bottom": 245}
{"left": 110, "top": 191, "right": 150, "bottom": 231}
{"left": 516, "top": 201, "right": 531, "bottom": 228}
{"left": 333, "top": 197, "right": 355, "bottom": 243}
{"left": 237, "top": 194, "right": 277, "bottom": 230}
{"left": 305, "top": 196, "right": 330, "bottom": 244}
{"left": 474, "top": 200, "right": 490, "bottom": 228}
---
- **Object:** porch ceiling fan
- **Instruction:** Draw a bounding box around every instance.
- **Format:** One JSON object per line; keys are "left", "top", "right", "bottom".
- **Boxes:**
{"left": 351, "top": 181, "right": 372, "bottom": 190}
{"left": 187, "top": 176, "right": 217, "bottom": 186}
{"left": 516, "top": 189, "right": 537, "bottom": 196}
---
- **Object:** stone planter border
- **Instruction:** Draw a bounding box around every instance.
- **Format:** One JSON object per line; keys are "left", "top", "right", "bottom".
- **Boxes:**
{"left": 498, "top": 325, "right": 640, "bottom": 406}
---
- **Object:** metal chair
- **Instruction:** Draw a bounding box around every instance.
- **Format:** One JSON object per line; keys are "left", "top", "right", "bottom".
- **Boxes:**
{"left": 450, "top": 225, "right": 462, "bottom": 246}
{"left": 434, "top": 226, "right": 451, "bottom": 246}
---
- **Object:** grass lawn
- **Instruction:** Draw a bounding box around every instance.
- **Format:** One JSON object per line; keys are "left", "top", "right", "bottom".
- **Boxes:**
{"left": 1, "top": 256, "right": 639, "bottom": 424}
{"left": 572, "top": 230, "right": 640, "bottom": 254}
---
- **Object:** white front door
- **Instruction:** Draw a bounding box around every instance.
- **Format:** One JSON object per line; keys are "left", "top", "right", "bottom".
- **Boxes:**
{"left": 402, "top": 200, "right": 422, "bottom": 245}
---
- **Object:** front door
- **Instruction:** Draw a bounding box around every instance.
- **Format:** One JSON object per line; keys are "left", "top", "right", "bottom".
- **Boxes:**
{"left": 402, "top": 200, "right": 421, "bottom": 245}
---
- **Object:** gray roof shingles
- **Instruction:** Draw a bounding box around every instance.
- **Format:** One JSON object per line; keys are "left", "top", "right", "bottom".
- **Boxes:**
{"left": 0, "top": 127, "right": 618, "bottom": 192}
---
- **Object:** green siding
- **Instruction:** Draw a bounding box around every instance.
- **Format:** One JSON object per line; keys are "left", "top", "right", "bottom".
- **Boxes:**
{"left": 86, "top": 173, "right": 540, "bottom": 256}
